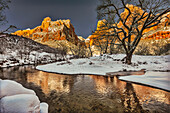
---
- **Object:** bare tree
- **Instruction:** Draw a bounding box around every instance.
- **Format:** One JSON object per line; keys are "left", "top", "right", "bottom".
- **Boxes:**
{"left": 0, "top": 0, "right": 10, "bottom": 25}
{"left": 69, "top": 43, "right": 87, "bottom": 58}
{"left": 0, "top": 0, "right": 17, "bottom": 33}
{"left": 97, "top": 0, "right": 170, "bottom": 64}
{"left": 85, "top": 39, "right": 93, "bottom": 57}
{"left": 91, "top": 20, "right": 117, "bottom": 55}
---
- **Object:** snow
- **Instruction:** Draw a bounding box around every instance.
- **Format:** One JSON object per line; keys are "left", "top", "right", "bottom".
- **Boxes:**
{"left": 36, "top": 54, "right": 170, "bottom": 75}
{"left": 0, "top": 79, "right": 49, "bottom": 113}
{"left": 36, "top": 54, "right": 170, "bottom": 91}
{"left": 119, "top": 71, "right": 170, "bottom": 91}
{"left": 0, "top": 51, "right": 62, "bottom": 68}
{"left": 0, "top": 94, "right": 40, "bottom": 113}
{"left": 0, "top": 33, "right": 65, "bottom": 68}
{"left": 0, "top": 80, "right": 35, "bottom": 98}
{"left": 26, "top": 28, "right": 31, "bottom": 30}
{"left": 40, "top": 103, "right": 49, "bottom": 113}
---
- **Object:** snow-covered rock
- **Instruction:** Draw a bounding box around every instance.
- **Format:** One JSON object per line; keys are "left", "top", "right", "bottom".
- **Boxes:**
{"left": 0, "top": 80, "right": 35, "bottom": 98}
{"left": 0, "top": 79, "right": 49, "bottom": 113}
{"left": 0, "top": 94, "right": 40, "bottom": 113}
{"left": 40, "top": 103, "right": 49, "bottom": 113}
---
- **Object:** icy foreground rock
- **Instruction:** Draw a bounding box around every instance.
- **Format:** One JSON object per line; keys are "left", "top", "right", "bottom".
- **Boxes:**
{"left": 0, "top": 80, "right": 35, "bottom": 98}
{"left": 0, "top": 79, "right": 48, "bottom": 113}
{"left": 40, "top": 103, "right": 49, "bottom": 113}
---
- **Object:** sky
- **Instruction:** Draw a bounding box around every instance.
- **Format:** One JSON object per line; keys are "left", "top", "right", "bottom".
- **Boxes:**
{"left": 4, "top": 0, "right": 99, "bottom": 38}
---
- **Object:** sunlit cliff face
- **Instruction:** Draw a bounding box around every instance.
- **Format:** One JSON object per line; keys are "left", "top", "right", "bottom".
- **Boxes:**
{"left": 87, "top": 19, "right": 115, "bottom": 46}
{"left": 12, "top": 17, "right": 80, "bottom": 45}
{"left": 87, "top": 4, "right": 170, "bottom": 46}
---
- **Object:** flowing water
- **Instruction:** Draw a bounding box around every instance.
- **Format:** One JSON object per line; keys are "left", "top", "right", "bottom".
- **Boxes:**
{"left": 0, "top": 66, "right": 170, "bottom": 113}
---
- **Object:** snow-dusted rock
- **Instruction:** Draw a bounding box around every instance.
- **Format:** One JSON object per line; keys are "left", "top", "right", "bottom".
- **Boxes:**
{"left": 40, "top": 103, "right": 49, "bottom": 113}
{"left": 0, "top": 79, "right": 49, "bottom": 113}
{"left": 0, "top": 80, "right": 35, "bottom": 98}
{"left": 0, "top": 94, "right": 40, "bottom": 113}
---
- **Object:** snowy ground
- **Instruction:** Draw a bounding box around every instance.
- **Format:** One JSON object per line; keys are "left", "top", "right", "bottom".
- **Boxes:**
{"left": 0, "top": 51, "right": 64, "bottom": 68}
{"left": 119, "top": 71, "right": 170, "bottom": 91}
{"left": 0, "top": 33, "right": 65, "bottom": 68}
{"left": 36, "top": 54, "right": 170, "bottom": 75}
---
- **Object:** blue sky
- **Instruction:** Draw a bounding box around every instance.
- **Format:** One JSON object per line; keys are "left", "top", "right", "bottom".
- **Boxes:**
{"left": 4, "top": 0, "right": 99, "bottom": 38}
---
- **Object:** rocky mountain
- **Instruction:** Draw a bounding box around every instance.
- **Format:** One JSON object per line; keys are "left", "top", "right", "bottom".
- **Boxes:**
{"left": 12, "top": 17, "right": 84, "bottom": 48}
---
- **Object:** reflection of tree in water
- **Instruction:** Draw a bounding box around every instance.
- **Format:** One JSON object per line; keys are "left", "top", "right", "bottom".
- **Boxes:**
{"left": 0, "top": 66, "right": 29, "bottom": 83}
{"left": 91, "top": 76, "right": 145, "bottom": 113}
{"left": 122, "top": 83, "right": 145, "bottom": 113}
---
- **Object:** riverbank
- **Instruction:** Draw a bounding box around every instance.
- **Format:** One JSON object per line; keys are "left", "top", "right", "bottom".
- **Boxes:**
{"left": 119, "top": 71, "right": 170, "bottom": 92}
{"left": 36, "top": 54, "right": 170, "bottom": 75}
{"left": 36, "top": 54, "right": 170, "bottom": 91}
{"left": 0, "top": 33, "right": 66, "bottom": 68}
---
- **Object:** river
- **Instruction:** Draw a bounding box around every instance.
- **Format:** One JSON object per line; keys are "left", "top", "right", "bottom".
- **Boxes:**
{"left": 0, "top": 66, "right": 170, "bottom": 113}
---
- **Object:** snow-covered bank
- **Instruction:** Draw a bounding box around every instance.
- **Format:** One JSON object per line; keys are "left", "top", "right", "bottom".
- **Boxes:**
{"left": 0, "top": 51, "right": 64, "bottom": 68}
{"left": 0, "top": 33, "right": 65, "bottom": 68}
{"left": 0, "top": 79, "right": 48, "bottom": 113}
{"left": 119, "top": 71, "right": 170, "bottom": 91}
{"left": 36, "top": 54, "right": 170, "bottom": 75}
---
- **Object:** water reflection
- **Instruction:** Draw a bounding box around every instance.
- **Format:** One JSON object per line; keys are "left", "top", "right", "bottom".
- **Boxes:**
{"left": 0, "top": 66, "right": 170, "bottom": 113}
{"left": 27, "top": 71, "right": 75, "bottom": 94}
{"left": 90, "top": 75, "right": 170, "bottom": 113}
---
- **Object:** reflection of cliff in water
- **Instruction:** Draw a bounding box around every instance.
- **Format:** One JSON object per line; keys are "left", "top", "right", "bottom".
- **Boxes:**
{"left": 26, "top": 70, "right": 75, "bottom": 94}
{"left": 0, "top": 66, "right": 75, "bottom": 94}
{"left": 0, "top": 66, "right": 29, "bottom": 83}
{"left": 89, "top": 75, "right": 115, "bottom": 95}
{"left": 132, "top": 83, "right": 170, "bottom": 112}
{"left": 90, "top": 75, "right": 170, "bottom": 113}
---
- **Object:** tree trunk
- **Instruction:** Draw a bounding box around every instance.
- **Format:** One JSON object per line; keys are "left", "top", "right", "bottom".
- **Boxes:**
{"left": 126, "top": 54, "right": 132, "bottom": 65}
{"left": 89, "top": 47, "right": 93, "bottom": 57}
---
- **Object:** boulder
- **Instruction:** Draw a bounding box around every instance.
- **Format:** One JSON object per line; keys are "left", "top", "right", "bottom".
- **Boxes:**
{"left": 0, "top": 94, "right": 40, "bottom": 113}
{"left": 0, "top": 79, "right": 49, "bottom": 113}
{"left": 40, "top": 103, "right": 49, "bottom": 113}
{"left": 0, "top": 79, "right": 35, "bottom": 98}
